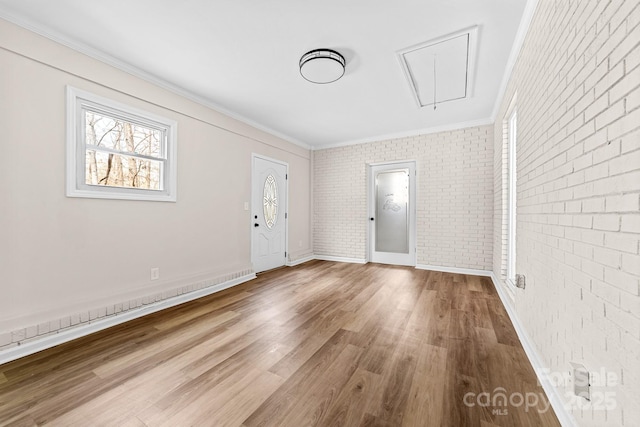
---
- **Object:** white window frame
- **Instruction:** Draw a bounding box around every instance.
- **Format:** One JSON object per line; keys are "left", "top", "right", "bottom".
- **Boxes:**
{"left": 507, "top": 109, "right": 517, "bottom": 286}
{"left": 66, "top": 86, "right": 177, "bottom": 202}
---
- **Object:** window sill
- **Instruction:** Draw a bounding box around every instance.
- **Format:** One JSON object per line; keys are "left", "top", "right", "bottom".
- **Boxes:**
{"left": 66, "top": 187, "right": 176, "bottom": 202}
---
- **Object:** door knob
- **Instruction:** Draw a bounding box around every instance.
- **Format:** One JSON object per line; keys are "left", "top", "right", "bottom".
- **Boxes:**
{"left": 254, "top": 223, "right": 259, "bottom": 227}
{"left": 370, "top": 217, "right": 375, "bottom": 221}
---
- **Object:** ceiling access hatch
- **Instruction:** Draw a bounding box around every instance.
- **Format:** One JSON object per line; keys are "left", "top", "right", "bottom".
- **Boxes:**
{"left": 398, "top": 26, "right": 478, "bottom": 108}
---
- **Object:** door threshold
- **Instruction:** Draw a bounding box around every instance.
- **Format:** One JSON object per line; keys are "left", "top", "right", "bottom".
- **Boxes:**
{"left": 256, "top": 265, "right": 288, "bottom": 275}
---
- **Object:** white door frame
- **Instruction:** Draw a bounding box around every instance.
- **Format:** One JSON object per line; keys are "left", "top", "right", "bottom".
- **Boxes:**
{"left": 251, "top": 153, "right": 289, "bottom": 272}
{"left": 367, "top": 160, "right": 417, "bottom": 266}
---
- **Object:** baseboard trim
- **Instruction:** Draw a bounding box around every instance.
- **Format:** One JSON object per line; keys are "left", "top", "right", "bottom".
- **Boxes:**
{"left": 489, "top": 273, "right": 576, "bottom": 427}
{"left": 314, "top": 255, "right": 367, "bottom": 264}
{"left": 286, "top": 255, "right": 315, "bottom": 267}
{"left": 0, "top": 273, "right": 256, "bottom": 365}
{"left": 415, "top": 264, "right": 492, "bottom": 277}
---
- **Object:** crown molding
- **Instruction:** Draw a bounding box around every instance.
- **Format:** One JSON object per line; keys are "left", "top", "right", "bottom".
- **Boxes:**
{"left": 490, "top": 0, "right": 540, "bottom": 122}
{"left": 314, "top": 117, "right": 494, "bottom": 150}
{"left": 0, "top": 12, "right": 311, "bottom": 151}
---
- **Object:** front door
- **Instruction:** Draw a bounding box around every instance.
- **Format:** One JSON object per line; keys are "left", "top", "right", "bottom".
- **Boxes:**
{"left": 252, "top": 155, "right": 287, "bottom": 273}
{"left": 369, "top": 161, "right": 416, "bottom": 266}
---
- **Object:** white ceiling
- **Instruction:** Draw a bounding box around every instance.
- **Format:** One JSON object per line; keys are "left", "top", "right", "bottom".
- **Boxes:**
{"left": 0, "top": 0, "right": 529, "bottom": 148}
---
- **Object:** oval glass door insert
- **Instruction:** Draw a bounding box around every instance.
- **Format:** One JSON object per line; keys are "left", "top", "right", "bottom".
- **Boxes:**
{"left": 263, "top": 174, "right": 278, "bottom": 229}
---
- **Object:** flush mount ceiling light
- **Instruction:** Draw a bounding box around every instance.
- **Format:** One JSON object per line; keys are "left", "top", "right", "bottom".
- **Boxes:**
{"left": 299, "top": 49, "right": 346, "bottom": 84}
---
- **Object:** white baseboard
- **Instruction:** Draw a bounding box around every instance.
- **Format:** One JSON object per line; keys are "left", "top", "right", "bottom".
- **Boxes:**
{"left": 286, "top": 255, "right": 315, "bottom": 267}
{"left": 314, "top": 255, "right": 367, "bottom": 264}
{"left": 0, "top": 273, "right": 256, "bottom": 365}
{"left": 415, "top": 264, "right": 492, "bottom": 277}
{"left": 489, "top": 273, "right": 576, "bottom": 427}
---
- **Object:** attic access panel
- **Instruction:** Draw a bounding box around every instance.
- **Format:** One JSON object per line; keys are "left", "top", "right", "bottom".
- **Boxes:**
{"left": 398, "top": 27, "right": 478, "bottom": 108}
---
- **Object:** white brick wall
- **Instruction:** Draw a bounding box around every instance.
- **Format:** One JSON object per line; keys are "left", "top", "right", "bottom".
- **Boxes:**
{"left": 314, "top": 126, "right": 494, "bottom": 270}
{"left": 494, "top": 1, "right": 640, "bottom": 425}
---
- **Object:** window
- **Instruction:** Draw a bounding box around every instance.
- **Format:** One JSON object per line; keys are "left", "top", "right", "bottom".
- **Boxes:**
{"left": 66, "top": 86, "right": 177, "bottom": 201}
{"left": 507, "top": 109, "right": 517, "bottom": 285}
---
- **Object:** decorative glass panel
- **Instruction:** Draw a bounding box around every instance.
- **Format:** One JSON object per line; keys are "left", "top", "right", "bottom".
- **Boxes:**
{"left": 263, "top": 174, "right": 278, "bottom": 229}
{"left": 375, "top": 169, "right": 409, "bottom": 253}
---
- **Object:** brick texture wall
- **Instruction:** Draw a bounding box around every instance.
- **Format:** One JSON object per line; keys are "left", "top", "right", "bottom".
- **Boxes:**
{"left": 314, "top": 126, "right": 494, "bottom": 269}
{"left": 494, "top": 1, "right": 640, "bottom": 425}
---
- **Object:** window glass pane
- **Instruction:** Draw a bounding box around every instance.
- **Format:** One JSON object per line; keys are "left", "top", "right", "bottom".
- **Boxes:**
{"left": 507, "top": 111, "right": 517, "bottom": 281}
{"left": 85, "top": 111, "right": 162, "bottom": 158}
{"left": 86, "top": 150, "right": 161, "bottom": 190}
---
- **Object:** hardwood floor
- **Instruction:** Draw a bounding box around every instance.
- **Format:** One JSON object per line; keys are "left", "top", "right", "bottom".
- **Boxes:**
{"left": 0, "top": 261, "right": 560, "bottom": 426}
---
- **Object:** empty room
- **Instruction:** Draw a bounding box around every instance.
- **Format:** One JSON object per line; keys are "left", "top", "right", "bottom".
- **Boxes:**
{"left": 0, "top": 0, "right": 638, "bottom": 426}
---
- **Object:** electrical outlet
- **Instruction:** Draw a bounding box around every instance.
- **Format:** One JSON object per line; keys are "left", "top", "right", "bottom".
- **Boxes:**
{"left": 570, "top": 362, "right": 590, "bottom": 400}
{"left": 150, "top": 267, "right": 160, "bottom": 281}
{"left": 244, "top": 202, "right": 249, "bottom": 211}
{"left": 515, "top": 274, "right": 526, "bottom": 289}
{"left": 299, "top": 240, "right": 303, "bottom": 248}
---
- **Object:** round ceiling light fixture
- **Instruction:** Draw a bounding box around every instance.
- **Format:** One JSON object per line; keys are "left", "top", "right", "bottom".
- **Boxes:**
{"left": 299, "top": 49, "right": 346, "bottom": 84}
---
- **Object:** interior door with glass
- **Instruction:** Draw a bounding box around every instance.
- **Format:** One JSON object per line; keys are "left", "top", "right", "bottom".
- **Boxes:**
{"left": 369, "top": 161, "right": 416, "bottom": 266}
{"left": 252, "top": 155, "right": 287, "bottom": 273}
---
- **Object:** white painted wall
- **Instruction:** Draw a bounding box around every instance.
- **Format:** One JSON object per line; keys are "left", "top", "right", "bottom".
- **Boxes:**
{"left": 0, "top": 18, "right": 312, "bottom": 347}
{"left": 314, "top": 126, "right": 494, "bottom": 269}
{"left": 493, "top": 1, "right": 640, "bottom": 425}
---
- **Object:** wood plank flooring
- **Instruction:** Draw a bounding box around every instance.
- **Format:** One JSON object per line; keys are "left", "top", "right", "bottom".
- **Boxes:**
{"left": 0, "top": 261, "right": 560, "bottom": 426}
